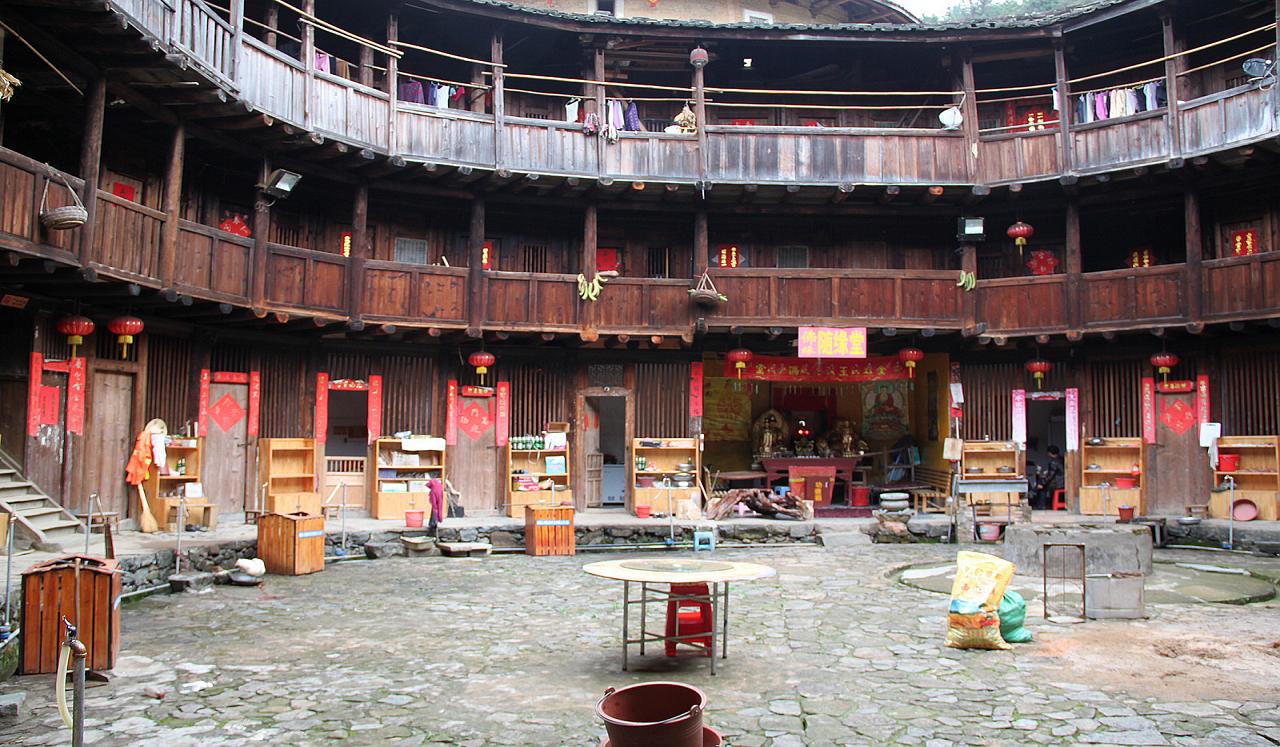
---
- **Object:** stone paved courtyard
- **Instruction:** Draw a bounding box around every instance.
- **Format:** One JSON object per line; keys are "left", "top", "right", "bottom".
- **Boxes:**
{"left": 2, "top": 543, "right": 1279, "bottom": 746}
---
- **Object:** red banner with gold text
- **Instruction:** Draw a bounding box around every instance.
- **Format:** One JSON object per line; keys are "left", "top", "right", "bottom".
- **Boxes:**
{"left": 726, "top": 355, "right": 908, "bottom": 382}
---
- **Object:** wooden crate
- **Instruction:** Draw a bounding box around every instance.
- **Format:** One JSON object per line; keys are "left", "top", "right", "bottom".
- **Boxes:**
{"left": 525, "top": 505, "right": 575, "bottom": 556}
{"left": 264, "top": 492, "right": 323, "bottom": 516}
{"left": 257, "top": 513, "right": 326, "bottom": 575}
{"left": 20, "top": 555, "right": 120, "bottom": 674}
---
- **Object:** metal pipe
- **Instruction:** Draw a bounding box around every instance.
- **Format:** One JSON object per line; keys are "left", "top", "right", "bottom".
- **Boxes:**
{"left": 340, "top": 482, "right": 347, "bottom": 554}
{"left": 117, "top": 583, "right": 170, "bottom": 601}
{"left": 71, "top": 637, "right": 86, "bottom": 747}
{"left": 488, "top": 540, "right": 819, "bottom": 554}
{"left": 175, "top": 496, "right": 186, "bottom": 575}
{"left": 3, "top": 515, "right": 13, "bottom": 631}
{"left": 1225, "top": 476, "right": 1236, "bottom": 550}
{"left": 84, "top": 493, "right": 96, "bottom": 556}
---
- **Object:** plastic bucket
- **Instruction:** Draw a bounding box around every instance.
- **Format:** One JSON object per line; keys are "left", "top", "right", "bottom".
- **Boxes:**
{"left": 977, "top": 523, "right": 1002, "bottom": 541}
{"left": 596, "top": 682, "right": 706, "bottom": 747}
{"left": 635, "top": 505, "right": 652, "bottom": 519}
{"left": 851, "top": 486, "right": 871, "bottom": 507}
{"left": 1116, "top": 505, "right": 1136, "bottom": 523}
{"left": 1218, "top": 453, "right": 1241, "bottom": 473}
{"left": 1114, "top": 476, "right": 1138, "bottom": 489}
{"left": 1232, "top": 499, "right": 1259, "bottom": 522}
{"left": 404, "top": 510, "right": 425, "bottom": 528}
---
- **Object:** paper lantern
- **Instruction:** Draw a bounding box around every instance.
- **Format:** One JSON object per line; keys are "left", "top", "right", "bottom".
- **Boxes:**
{"left": 107, "top": 316, "right": 143, "bottom": 359}
{"left": 1025, "top": 359, "right": 1052, "bottom": 389}
{"left": 468, "top": 351, "right": 496, "bottom": 385}
{"left": 897, "top": 347, "right": 924, "bottom": 378}
{"left": 726, "top": 348, "right": 753, "bottom": 379}
{"left": 56, "top": 315, "right": 95, "bottom": 358}
{"left": 1151, "top": 352, "right": 1179, "bottom": 384}
{"left": 1007, "top": 221, "right": 1034, "bottom": 257}
{"left": 689, "top": 47, "right": 709, "bottom": 69}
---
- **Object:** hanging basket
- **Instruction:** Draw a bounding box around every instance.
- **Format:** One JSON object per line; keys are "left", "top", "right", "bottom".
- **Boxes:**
{"left": 688, "top": 271, "right": 726, "bottom": 308}
{"left": 39, "top": 175, "right": 87, "bottom": 230}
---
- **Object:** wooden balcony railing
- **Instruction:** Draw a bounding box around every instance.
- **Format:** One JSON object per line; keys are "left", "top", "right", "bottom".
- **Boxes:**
{"left": 362, "top": 260, "right": 468, "bottom": 323}
{"left": 1081, "top": 265, "right": 1186, "bottom": 330}
{"left": 92, "top": 192, "right": 164, "bottom": 283}
{"left": 0, "top": 149, "right": 83, "bottom": 263}
{"left": 974, "top": 275, "right": 1068, "bottom": 335}
{"left": 709, "top": 269, "right": 963, "bottom": 328}
{"left": 263, "top": 243, "right": 348, "bottom": 312}
{"left": 175, "top": 220, "right": 253, "bottom": 303}
{"left": 484, "top": 272, "right": 581, "bottom": 331}
{"left": 1203, "top": 254, "right": 1280, "bottom": 319}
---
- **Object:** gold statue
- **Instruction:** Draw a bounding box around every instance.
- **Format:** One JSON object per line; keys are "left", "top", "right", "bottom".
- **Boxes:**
{"left": 752, "top": 409, "right": 788, "bottom": 458}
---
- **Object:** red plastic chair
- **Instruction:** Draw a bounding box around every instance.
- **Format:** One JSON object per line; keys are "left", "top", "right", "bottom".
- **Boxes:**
{"left": 665, "top": 583, "right": 712, "bottom": 657}
{"left": 1052, "top": 489, "right": 1067, "bottom": 511}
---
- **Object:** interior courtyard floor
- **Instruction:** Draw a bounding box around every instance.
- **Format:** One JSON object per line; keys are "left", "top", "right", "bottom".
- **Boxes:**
{"left": 1, "top": 543, "right": 1278, "bottom": 746}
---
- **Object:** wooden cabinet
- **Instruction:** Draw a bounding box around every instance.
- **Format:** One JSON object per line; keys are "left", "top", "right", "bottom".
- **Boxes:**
{"left": 960, "top": 441, "right": 1021, "bottom": 506}
{"left": 260, "top": 438, "right": 320, "bottom": 515}
{"left": 143, "top": 437, "right": 215, "bottom": 530}
{"left": 506, "top": 442, "right": 572, "bottom": 519}
{"left": 1208, "top": 436, "right": 1278, "bottom": 521}
{"left": 525, "top": 505, "right": 575, "bottom": 556}
{"left": 371, "top": 437, "right": 446, "bottom": 520}
{"left": 1079, "top": 438, "right": 1144, "bottom": 516}
{"left": 258, "top": 512, "right": 326, "bottom": 575}
{"left": 628, "top": 438, "right": 701, "bottom": 516}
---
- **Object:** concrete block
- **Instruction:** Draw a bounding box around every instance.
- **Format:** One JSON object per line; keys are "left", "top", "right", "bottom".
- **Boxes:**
{"left": 1002, "top": 524, "right": 1152, "bottom": 576}
{"left": 365, "top": 542, "right": 407, "bottom": 559}
{"left": 168, "top": 572, "right": 214, "bottom": 593}
{"left": 817, "top": 532, "right": 871, "bottom": 548}
{"left": 438, "top": 542, "right": 491, "bottom": 557}
{"left": 400, "top": 536, "right": 438, "bottom": 557}
{"left": 0, "top": 691, "right": 27, "bottom": 718}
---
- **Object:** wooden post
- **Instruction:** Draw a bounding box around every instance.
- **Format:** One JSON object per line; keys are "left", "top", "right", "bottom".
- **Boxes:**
{"left": 692, "top": 54, "right": 708, "bottom": 188}
{"left": 251, "top": 159, "right": 271, "bottom": 308}
{"left": 77, "top": 74, "right": 106, "bottom": 267}
{"left": 348, "top": 184, "right": 369, "bottom": 321}
{"left": 1053, "top": 40, "right": 1073, "bottom": 174}
{"left": 594, "top": 48, "right": 606, "bottom": 179}
{"left": 264, "top": 4, "right": 278, "bottom": 49}
{"left": 0, "top": 28, "right": 6, "bottom": 146}
{"left": 302, "top": 0, "right": 315, "bottom": 130}
{"left": 492, "top": 32, "right": 505, "bottom": 173}
{"left": 1161, "top": 11, "right": 1184, "bottom": 160}
{"left": 693, "top": 210, "right": 709, "bottom": 276}
{"left": 959, "top": 50, "right": 980, "bottom": 184}
{"left": 358, "top": 46, "right": 373, "bottom": 88}
{"left": 467, "top": 196, "right": 486, "bottom": 331}
{"left": 159, "top": 121, "right": 186, "bottom": 288}
{"left": 1065, "top": 198, "right": 1082, "bottom": 331}
{"left": 385, "top": 11, "right": 399, "bottom": 155}
{"left": 230, "top": 0, "right": 244, "bottom": 81}
{"left": 583, "top": 202, "right": 598, "bottom": 334}
{"left": 961, "top": 243, "right": 977, "bottom": 333}
{"left": 1184, "top": 187, "right": 1203, "bottom": 322}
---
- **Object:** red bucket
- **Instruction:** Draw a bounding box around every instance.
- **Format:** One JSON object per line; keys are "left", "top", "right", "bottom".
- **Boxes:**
{"left": 404, "top": 510, "right": 425, "bottom": 528}
{"left": 1117, "top": 505, "right": 1136, "bottom": 523}
{"left": 851, "top": 486, "right": 871, "bottom": 507}
{"left": 596, "top": 682, "right": 706, "bottom": 747}
{"left": 1218, "top": 453, "right": 1241, "bottom": 473}
{"left": 635, "top": 506, "right": 652, "bottom": 519}
{"left": 1114, "top": 476, "right": 1138, "bottom": 490}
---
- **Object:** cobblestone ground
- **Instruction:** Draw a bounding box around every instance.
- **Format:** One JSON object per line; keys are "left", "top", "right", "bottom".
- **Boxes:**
{"left": 2, "top": 544, "right": 1279, "bottom": 746}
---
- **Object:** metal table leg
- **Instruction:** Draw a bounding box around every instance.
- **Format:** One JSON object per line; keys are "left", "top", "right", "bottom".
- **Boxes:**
{"left": 721, "top": 582, "right": 730, "bottom": 659}
{"left": 639, "top": 582, "right": 647, "bottom": 656}
{"left": 622, "top": 581, "right": 629, "bottom": 671}
{"left": 708, "top": 581, "right": 718, "bottom": 676}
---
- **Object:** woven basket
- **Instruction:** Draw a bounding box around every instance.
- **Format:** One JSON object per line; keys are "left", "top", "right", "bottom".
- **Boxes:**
{"left": 689, "top": 289, "right": 721, "bottom": 307}
{"left": 39, "top": 176, "right": 87, "bottom": 230}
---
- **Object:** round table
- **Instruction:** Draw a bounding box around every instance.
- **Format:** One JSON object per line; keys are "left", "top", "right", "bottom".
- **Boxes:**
{"left": 583, "top": 558, "right": 775, "bottom": 674}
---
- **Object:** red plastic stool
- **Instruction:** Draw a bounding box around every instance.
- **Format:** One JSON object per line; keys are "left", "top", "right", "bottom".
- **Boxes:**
{"left": 665, "top": 583, "right": 712, "bottom": 657}
{"left": 1052, "top": 489, "right": 1067, "bottom": 511}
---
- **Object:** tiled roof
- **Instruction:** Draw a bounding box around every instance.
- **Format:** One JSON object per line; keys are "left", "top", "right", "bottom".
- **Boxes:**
{"left": 455, "top": 0, "right": 1139, "bottom": 33}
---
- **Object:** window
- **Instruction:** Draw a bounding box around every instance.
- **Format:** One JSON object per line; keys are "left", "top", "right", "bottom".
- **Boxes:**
{"left": 394, "top": 237, "right": 429, "bottom": 265}
{"left": 777, "top": 246, "right": 810, "bottom": 268}
{"left": 520, "top": 243, "right": 549, "bottom": 274}
{"left": 646, "top": 247, "right": 672, "bottom": 278}
{"left": 590, "top": 0, "right": 622, "bottom": 17}
{"left": 743, "top": 9, "right": 773, "bottom": 23}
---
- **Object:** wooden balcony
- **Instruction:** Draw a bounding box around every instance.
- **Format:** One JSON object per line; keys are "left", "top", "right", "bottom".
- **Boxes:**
{"left": 709, "top": 269, "right": 962, "bottom": 328}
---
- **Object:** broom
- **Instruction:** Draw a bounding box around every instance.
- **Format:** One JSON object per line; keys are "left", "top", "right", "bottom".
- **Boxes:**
{"left": 136, "top": 483, "right": 159, "bottom": 533}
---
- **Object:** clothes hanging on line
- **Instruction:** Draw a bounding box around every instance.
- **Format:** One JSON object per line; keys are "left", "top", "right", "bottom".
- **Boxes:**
{"left": 565, "top": 98, "right": 580, "bottom": 123}
{"left": 607, "top": 99, "right": 625, "bottom": 131}
{"left": 398, "top": 80, "right": 426, "bottom": 104}
{"left": 1075, "top": 80, "right": 1166, "bottom": 125}
{"left": 624, "top": 101, "right": 642, "bottom": 132}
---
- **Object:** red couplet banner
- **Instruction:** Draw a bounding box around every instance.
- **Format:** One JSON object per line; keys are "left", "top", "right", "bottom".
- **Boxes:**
{"left": 689, "top": 362, "right": 704, "bottom": 417}
{"left": 315, "top": 372, "right": 329, "bottom": 443}
{"left": 247, "top": 371, "right": 261, "bottom": 438}
{"left": 729, "top": 355, "right": 908, "bottom": 382}
{"left": 495, "top": 381, "right": 510, "bottom": 447}
{"left": 367, "top": 375, "right": 383, "bottom": 444}
{"left": 445, "top": 379, "right": 459, "bottom": 446}
{"left": 66, "top": 357, "right": 86, "bottom": 435}
{"left": 1141, "top": 377, "right": 1157, "bottom": 445}
{"left": 197, "top": 369, "right": 211, "bottom": 437}
{"left": 1195, "top": 375, "right": 1210, "bottom": 424}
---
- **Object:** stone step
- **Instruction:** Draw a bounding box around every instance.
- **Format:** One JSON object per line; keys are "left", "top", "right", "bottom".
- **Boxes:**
{"left": 3, "top": 495, "right": 48, "bottom": 510}
{"left": 0, "top": 481, "right": 36, "bottom": 496}
{"left": 0, "top": 469, "right": 17, "bottom": 482}
{"left": 17, "top": 506, "right": 63, "bottom": 520}
{"left": 27, "top": 513, "right": 79, "bottom": 532}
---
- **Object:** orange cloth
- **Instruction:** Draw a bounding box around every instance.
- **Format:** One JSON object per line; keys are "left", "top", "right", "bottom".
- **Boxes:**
{"left": 125, "top": 430, "right": 154, "bottom": 486}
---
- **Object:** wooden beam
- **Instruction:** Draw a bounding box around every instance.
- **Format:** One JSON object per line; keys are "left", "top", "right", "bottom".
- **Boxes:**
{"left": 831, "top": 183, "right": 855, "bottom": 204}
{"left": 76, "top": 74, "right": 106, "bottom": 266}
{"left": 1184, "top": 187, "right": 1202, "bottom": 323}
{"left": 159, "top": 120, "right": 185, "bottom": 288}
{"left": 878, "top": 185, "right": 901, "bottom": 204}
{"left": 467, "top": 196, "right": 486, "bottom": 329}
{"left": 1161, "top": 11, "right": 1184, "bottom": 159}
{"left": 959, "top": 49, "right": 980, "bottom": 182}
{"left": 348, "top": 183, "right": 369, "bottom": 321}
{"left": 1053, "top": 41, "right": 1073, "bottom": 174}
{"left": 251, "top": 158, "right": 271, "bottom": 307}
{"left": 1065, "top": 197, "right": 1082, "bottom": 331}
{"left": 493, "top": 32, "right": 505, "bottom": 172}
{"left": 693, "top": 209, "right": 709, "bottom": 275}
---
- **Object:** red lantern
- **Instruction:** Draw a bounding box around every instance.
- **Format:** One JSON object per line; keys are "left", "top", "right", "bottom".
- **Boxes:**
{"left": 1007, "top": 220, "right": 1034, "bottom": 257}
{"left": 468, "top": 351, "right": 496, "bottom": 385}
{"left": 107, "top": 315, "right": 144, "bottom": 359}
{"left": 726, "top": 348, "right": 753, "bottom": 379}
{"left": 1150, "top": 352, "right": 1179, "bottom": 384}
{"left": 56, "top": 315, "right": 95, "bottom": 358}
{"left": 897, "top": 347, "right": 925, "bottom": 378}
{"left": 1025, "top": 359, "right": 1052, "bottom": 389}
{"left": 689, "top": 47, "right": 709, "bottom": 69}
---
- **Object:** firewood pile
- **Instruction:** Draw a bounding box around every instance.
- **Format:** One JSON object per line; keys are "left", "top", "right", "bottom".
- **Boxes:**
{"left": 704, "top": 489, "right": 812, "bottom": 521}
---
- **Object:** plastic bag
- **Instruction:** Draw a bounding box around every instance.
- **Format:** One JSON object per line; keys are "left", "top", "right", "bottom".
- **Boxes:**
{"left": 998, "top": 590, "right": 1033, "bottom": 643}
{"left": 946, "top": 551, "right": 1016, "bottom": 650}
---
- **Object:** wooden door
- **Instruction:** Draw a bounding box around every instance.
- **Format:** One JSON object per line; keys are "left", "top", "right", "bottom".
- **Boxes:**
{"left": 581, "top": 399, "right": 602, "bottom": 506}
{"left": 1149, "top": 391, "right": 1210, "bottom": 514}
{"left": 204, "top": 382, "right": 250, "bottom": 514}
{"left": 26, "top": 370, "right": 66, "bottom": 500}
{"left": 81, "top": 371, "right": 135, "bottom": 517}
{"left": 450, "top": 395, "right": 497, "bottom": 514}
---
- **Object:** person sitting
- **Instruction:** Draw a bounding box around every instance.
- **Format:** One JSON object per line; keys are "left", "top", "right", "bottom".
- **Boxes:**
{"left": 1032, "top": 445, "right": 1064, "bottom": 509}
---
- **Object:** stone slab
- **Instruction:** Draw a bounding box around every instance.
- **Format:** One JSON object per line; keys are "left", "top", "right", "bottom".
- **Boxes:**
{"left": 1002, "top": 524, "right": 1153, "bottom": 576}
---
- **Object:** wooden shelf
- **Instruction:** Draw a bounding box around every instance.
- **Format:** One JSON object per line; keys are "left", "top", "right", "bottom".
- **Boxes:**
{"left": 144, "top": 437, "right": 205, "bottom": 530}
{"left": 372, "top": 437, "right": 447, "bottom": 520}
{"left": 506, "top": 432, "right": 572, "bottom": 518}
{"left": 158, "top": 475, "right": 198, "bottom": 481}
{"left": 1209, "top": 436, "right": 1278, "bottom": 520}
{"left": 1080, "top": 437, "right": 1144, "bottom": 516}
{"left": 628, "top": 437, "right": 700, "bottom": 516}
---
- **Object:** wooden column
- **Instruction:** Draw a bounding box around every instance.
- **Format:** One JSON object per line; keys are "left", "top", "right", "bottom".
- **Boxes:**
{"left": 582, "top": 202, "right": 598, "bottom": 336}
{"left": 76, "top": 74, "right": 106, "bottom": 266}
{"left": 959, "top": 50, "right": 980, "bottom": 184}
{"left": 358, "top": 47, "right": 373, "bottom": 88}
{"left": 1053, "top": 40, "right": 1073, "bottom": 174}
{"left": 348, "top": 184, "right": 369, "bottom": 321}
{"left": 385, "top": 12, "right": 399, "bottom": 155}
{"left": 693, "top": 209, "right": 709, "bottom": 276}
{"left": 1161, "top": 11, "right": 1184, "bottom": 160}
{"left": 491, "top": 32, "right": 505, "bottom": 172}
{"left": 230, "top": 0, "right": 244, "bottom": 81}
{"left": 594, "top": 48, "right": 606, "bottom": 180}
{"left": 1, "top": 28, "right": 7, "bottom": 145}
{"left": 466, "top": 196, "right": 486, "bottom": 332}
{"left": 961, "top": 243, "right": 977, "bottom": 333}
{"left": 692, "top": 55, "right": 708, "bottom": 188}
{"left": 251, "top": 159, "right": 272, "bottom": 308}
{"left": 264, "top": 4, "right": 278, "bottom": 49}
{"left": 302, "top": 0, "right": 315, "bottom": 130}
{"left": 1065, "top": 198, "right": 1083, "bottom": 331}
{"left": 159, "top": 121, "right": 186, "bottom": 288}
{"left": 1184, "top": 187, "right": 1203, "bottom": 322}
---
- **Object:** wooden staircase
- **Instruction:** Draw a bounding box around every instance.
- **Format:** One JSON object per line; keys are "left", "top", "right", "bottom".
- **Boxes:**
{"left": 0, "top": 465, "right": 86, "bottom": 550}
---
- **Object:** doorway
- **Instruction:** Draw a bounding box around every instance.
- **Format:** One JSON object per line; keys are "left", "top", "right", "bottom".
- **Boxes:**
{"left": 323, "top": 390, "right": 369, "bottom": 511}
{"left": 586, "top": 396, "right": 627, "bottom": 507}
{"left": 451, "top": 394, "right": 497, "bottom": 514}
{"left": 1149, "top": 390, "right": 1210, "bottom": 514}
{"left": 204, "top": 380, "right": 250, "bottom": 514}
{"left": 1025, "top": 393, "right": 1066, "bottom": 509}
{"left": 82, "top": 371, "right": 135, "bottom": 517}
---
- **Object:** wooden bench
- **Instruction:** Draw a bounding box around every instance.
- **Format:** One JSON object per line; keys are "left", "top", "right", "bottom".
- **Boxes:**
{"left": 909, "top": 465, "right": 953, "bottom": 514}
